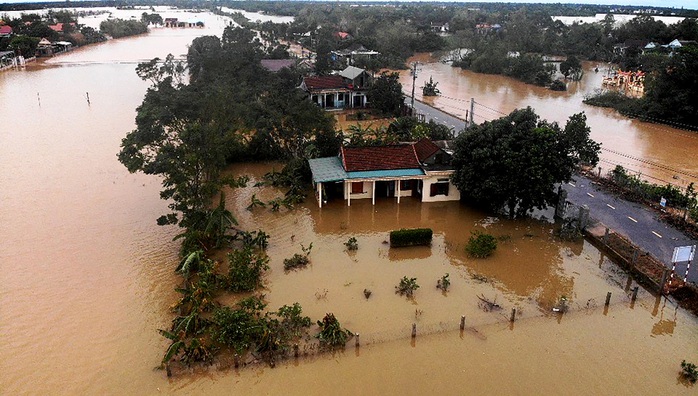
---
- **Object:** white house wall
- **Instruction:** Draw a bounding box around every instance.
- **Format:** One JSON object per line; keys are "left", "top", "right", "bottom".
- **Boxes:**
{"left": 344, "top": 181, "right": 374, "bottom": 200}
{"left": 421, "top": 174, "right": 461, "bottom": 202}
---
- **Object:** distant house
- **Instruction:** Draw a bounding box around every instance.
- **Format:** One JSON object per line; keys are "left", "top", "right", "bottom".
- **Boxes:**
{"left": 475, "top": 23, "right": 502, "bottom": 35}
{"left": 164, "top": 18, "right": 178, "bottom": 27}
{"left": 613, "top": 39, "right": 647, "bottom": 56}
{"left": 335, "top": 31, "right": 352, "bottom": 40}
{"left": 48, "top": 23, "right": 76, "bottom": 32}
{"left": 36, "top": 38, "right": 54, "bottom": 57}
{"left": 430, "top": 22, "right": 449, "bottom": 33}
{"left": 0, "top": 25, "right": 13, "bottom": 37}
{"left": 300, "top": 75, "right": 351, "bottom": 110}
{"left": 338, "top": 65, "right": 372, "bottom": 107}
{"left": 664, "top": 38, "right": 697, "bottom": 51}
{"left": 308, "top": 138, "right": 460, "bottom": 208}
{"left": 300, "top": 66, "right": 373, "bottom": 110}
{"left": 331, "top": 44, "right": 380, "bottom": 66}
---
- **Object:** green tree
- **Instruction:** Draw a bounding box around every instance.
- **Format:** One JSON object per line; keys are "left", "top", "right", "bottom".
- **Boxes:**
{"left": 641, "top": 46, "right": 698, "bottom": 127}
{"left": 451, "top": 107, "right": 600, "bottom": 218}
{"left": 367, "top": 71, "right": 404, "bottom": 117}
{"left": 8, "top": 35, "right": 39, "bottom": 57}
{"left": 560, "top": 55, "right": 583, "bottom": 80}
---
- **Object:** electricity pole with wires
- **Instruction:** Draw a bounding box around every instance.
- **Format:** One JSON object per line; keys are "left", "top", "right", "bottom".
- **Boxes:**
{"left": 410, "top": 61, "right": 419, "bottom": 116}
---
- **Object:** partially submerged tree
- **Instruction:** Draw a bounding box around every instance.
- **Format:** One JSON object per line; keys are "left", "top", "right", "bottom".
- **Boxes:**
{"left": 451, "top": 107, "right": 600, "bottom": 218}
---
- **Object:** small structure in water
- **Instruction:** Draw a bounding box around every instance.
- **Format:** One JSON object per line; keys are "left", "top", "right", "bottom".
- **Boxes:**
{"left": 422, "top": 76, "right": 440, "bottom": 96}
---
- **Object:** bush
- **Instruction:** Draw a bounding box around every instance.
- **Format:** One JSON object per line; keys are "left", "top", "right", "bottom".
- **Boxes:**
{"left": 465, "top": 231, "right": 497, "bottom": 258}
{"left": 390, "top": 228, "right": 433, "bottom": 247}
{"left": 211, "top": 297, "right": 266, "bottom": 354}
{"left": 226, "top": 247, "right": 269, "bottom": 292}
{"left": 283, "top": 243, "right": 313, "bottom": 270}
{"left": 436, "top": 273, "right": 450, "bottom": 291}
{"left": 395, "top": 276, "right": 419, "bottom": 297}
{"left": 681, "top": 360, "right": 697, "bottom": 383}
{"left": 316, "top": 313, "right": 351, "bottom": 348}
{"left": 550, "top": 80, "right": 567, "bottom": 91}
{"left": 344, "top": 237, "right": 358, "bottom": 251}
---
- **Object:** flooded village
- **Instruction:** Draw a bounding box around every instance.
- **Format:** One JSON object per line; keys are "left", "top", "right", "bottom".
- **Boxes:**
{"left": 1, "top": 2, "right": 697, "bottom": 394}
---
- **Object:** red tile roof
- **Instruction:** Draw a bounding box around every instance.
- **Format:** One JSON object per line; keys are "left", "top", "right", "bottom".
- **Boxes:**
{"left": 413, "top": 138, "right": 441, "bottom": 162}
{"left": 303, "top": 75, "right": 347, "bottom": 90}
{"left": 0, "top": 26, "right": 12, "bottom": 35}
{"left": 341, "top": 145, "right": 421, "bottom": 172}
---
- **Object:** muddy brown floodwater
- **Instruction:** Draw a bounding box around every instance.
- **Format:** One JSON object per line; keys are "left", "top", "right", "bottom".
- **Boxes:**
{"left": 399, "top": 53, "right": 698, "bottom": 189}
{"left": 0, "top": 10, "right": 697, "bottom": 395}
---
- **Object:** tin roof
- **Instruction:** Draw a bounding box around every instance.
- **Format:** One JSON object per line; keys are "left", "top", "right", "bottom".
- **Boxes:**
{"left": 308, "top": 156, "right": 347, "bottom": 184}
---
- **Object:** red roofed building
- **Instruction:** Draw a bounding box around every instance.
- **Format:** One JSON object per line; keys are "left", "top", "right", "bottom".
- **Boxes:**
{"left": 48, "top": 23, "right": 76, "bottom": 32}
{"left": 300, "top": 67, "right": 373, "bottom": 110}
{"left": 308, "top": 139, "right": 460, "bottom": 207}
{"left": 341, "top": 145, "right": 420, "bottom": 172}
{"left": 0, "top": 25, "right": 13, "bottom": 37}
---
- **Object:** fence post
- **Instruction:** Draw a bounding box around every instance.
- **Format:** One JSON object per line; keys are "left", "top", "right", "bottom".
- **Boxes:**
{"left": 555, "top": 188, "right": 568, "bottom": 219}
{"left": 411, "top": 323, "right": 416, "bottom": 338}
{"left": 578, "top": 205, "right": 590, "bottom": 231}
{"left": 460, "top": 315, "right": 465, "bottom": 330}
{"left": 605, "top": 292, "right": 612, "bottom": 306}
{"left": 659, "top": 268, "right": 670, "bottom": 295}
{"left": 631, "top": 249, "right": 640, "bottom": 266}
{"left": 510, "top": 308, "right": 516, "bottom": 322}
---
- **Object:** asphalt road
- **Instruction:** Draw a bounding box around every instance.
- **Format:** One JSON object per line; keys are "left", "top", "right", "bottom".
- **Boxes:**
{"left": 564, "top": 175, "right": 697, "bottom": 283}
{"left": 410, "top": 98, "right": 698, "bottom": 283}
{"left": 406, "top": 97, "right": 467, "bottom": 134}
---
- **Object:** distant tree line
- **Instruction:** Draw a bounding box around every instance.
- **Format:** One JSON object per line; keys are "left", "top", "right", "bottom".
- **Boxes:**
{"left": 0, "top": 10, "right": 106, "bottom": 56}
{"left": 99, "top": 18, "right": 148, "bottom": 38}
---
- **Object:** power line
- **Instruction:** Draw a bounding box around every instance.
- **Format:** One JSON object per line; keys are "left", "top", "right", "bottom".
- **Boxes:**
{"left": 598, "top": 158, "right": 688, "bottom": 189}
{"left": 473, "top": 102, "right": 509, "bottom": 117}
{"left": 600, "top": 147, "right": 698, "bottom": 180}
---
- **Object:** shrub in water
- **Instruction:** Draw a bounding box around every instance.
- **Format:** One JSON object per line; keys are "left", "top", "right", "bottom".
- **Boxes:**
{"left": 390, "top": 228, "right": 433, "bottom": 247}
{"left": 396, "top": 276, "right": 420, "bottom": 297}
{"left": 465, "top": 230, "right": 497, "bottom": 258}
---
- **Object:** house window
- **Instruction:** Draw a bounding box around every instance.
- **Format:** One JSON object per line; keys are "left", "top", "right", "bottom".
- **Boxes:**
{"left": 429, "top": 180, "right": 450, "bottom": 196}
{"left": 400, "top": 180, "right": 412, "bottom": 190}
{"left": 351, "top": 182, "right": 363, "bottom": 194}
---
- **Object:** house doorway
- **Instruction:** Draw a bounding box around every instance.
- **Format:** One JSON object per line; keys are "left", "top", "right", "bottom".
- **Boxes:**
{"left": 374, "top": 181, "right": 395, "bottom": 198}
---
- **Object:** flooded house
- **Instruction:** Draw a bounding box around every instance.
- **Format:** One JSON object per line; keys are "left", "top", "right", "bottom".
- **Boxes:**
{"left": 300, "top": 66, "right": 372, "bottom": 109}
{"left": 308, "top": 138, "right": 460, "bottom": 208}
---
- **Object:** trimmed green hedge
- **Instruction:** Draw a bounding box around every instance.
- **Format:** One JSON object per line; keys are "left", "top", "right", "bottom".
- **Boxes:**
{"left": 390, "top": 228, "right": 433, "bottom": 247}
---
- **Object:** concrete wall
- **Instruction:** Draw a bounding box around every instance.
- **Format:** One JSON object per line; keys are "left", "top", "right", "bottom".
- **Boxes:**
{"left": 421, "top": 173, "right": 460, "bottom": 202}
{"left": 344, "top": 180, "right": 374, "bottom": 201}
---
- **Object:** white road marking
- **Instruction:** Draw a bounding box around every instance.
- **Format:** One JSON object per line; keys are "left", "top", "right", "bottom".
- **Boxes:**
{"left": 606, "top": 204, "right": 616, "bottom": 210}
{"left": 568, "top": 182, "right": 576, "bottom": 187}
{"left": 586, "top": 192, "right": 594, "bottom": 198}
{"left": 652, "top": 231, "right": 663, "bottom": 238}
{"left": 628, "top": 216, "right": 638, "bottom": 223}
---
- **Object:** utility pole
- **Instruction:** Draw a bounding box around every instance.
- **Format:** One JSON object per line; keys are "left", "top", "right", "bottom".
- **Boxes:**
{"left": 410, "top": 62, "right": 418, "bottom": 116}
{"left": 469, "top": 97, "right": 475, "bottom": 127}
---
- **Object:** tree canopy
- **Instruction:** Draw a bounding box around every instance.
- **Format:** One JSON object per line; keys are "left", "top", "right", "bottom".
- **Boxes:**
{"left": 367, "top": 71, "right": 404, "bottom": 117}
{"left": 451, "top": 108, "right": 600, "bottom": 218}
{"left": 118, "top": 25, "right": 336, "bottom": 253}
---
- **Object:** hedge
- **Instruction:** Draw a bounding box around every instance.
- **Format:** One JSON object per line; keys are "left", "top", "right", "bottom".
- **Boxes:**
{"left": 390, "top": 228, "right": 433, "bottom": 247}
